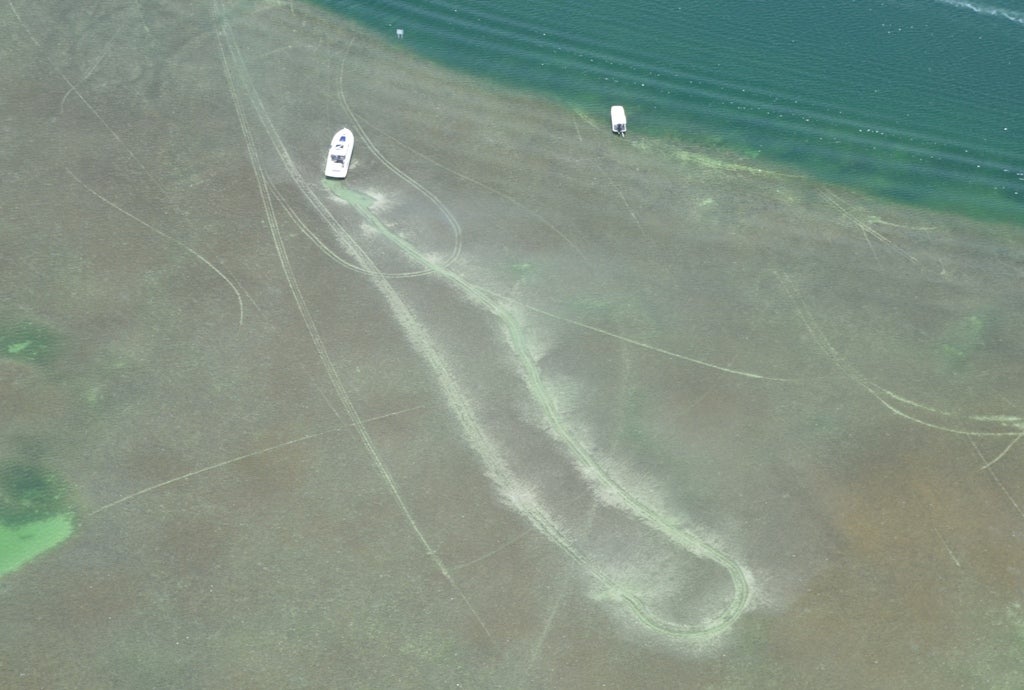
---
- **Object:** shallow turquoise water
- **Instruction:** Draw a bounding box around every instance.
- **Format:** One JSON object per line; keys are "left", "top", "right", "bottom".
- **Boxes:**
{"left": 323, "top": 0, "right": 1024, "bottom": 224}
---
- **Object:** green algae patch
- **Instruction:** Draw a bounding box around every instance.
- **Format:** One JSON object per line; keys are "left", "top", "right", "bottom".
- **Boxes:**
{"left": 0, "top": 461, "right": 75, "bottom": 578}
{"left": 0, "top": 513, "right": 74, "bottom": 577}
{"left": 0, "top": 322, "right": 59, "bottom": 365}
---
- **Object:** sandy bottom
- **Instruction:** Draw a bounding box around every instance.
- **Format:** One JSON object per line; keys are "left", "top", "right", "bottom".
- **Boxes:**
{"left": 2, "top": 0, "right": 1024, "bottom": 687}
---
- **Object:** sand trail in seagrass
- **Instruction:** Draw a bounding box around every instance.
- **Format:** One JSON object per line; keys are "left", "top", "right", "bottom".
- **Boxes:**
{"left": 327, "top": 37, "right": 757, "bottom": 640}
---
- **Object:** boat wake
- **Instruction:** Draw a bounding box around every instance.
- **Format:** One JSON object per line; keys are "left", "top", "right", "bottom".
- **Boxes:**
{"left": 931, "top": 0, "right": 1024, "bottom": 26}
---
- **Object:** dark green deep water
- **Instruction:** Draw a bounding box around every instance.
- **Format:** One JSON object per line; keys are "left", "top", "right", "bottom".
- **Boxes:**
{"left": 325, "top": 0, "right": 1024, "bottom": 224}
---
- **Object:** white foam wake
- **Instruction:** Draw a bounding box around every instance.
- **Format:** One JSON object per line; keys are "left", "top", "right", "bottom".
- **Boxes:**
{"left": 932, "top": 0, "right": 1024, "bottom": 26}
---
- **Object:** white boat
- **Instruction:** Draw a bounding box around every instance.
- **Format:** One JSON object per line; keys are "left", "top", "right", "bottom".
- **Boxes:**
{"left": 610, "top": 105, "right": 627, "bottom": 136}
{"left": 324, "top": 128, "right": 354, "bottom": 178}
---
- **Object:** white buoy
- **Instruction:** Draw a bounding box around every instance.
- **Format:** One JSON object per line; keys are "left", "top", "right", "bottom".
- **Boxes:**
{"left": 396, "top": 28, "right": 404, "bottom": 39}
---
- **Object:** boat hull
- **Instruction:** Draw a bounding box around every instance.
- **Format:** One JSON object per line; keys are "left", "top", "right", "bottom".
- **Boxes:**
{"left": 324, "top": 128, "right": 354, "bottom": 178}
{"left": 610, "top": 105, "right": 627, "bottom": 136}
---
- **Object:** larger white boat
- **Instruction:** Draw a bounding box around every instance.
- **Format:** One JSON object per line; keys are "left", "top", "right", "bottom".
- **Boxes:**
{"left": 324, "top": 128, "right": 354, "bottom": 178}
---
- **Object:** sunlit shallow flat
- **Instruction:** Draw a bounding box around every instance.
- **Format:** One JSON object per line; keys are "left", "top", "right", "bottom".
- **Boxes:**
{"left": 1, "top": 0, "right": 1023, "bottom": 687}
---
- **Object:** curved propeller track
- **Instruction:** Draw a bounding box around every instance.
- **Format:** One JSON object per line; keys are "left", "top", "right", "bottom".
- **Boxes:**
{"left": 336, "top": 40, "right": 753, "bottom": 640}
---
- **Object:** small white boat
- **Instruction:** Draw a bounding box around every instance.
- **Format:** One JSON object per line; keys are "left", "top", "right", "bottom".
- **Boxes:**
{"left": 324, "top": 128, "right": 354, "bottom": 178}
{"left": 610, "top": 105, "right": 627, "bottom": 136}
